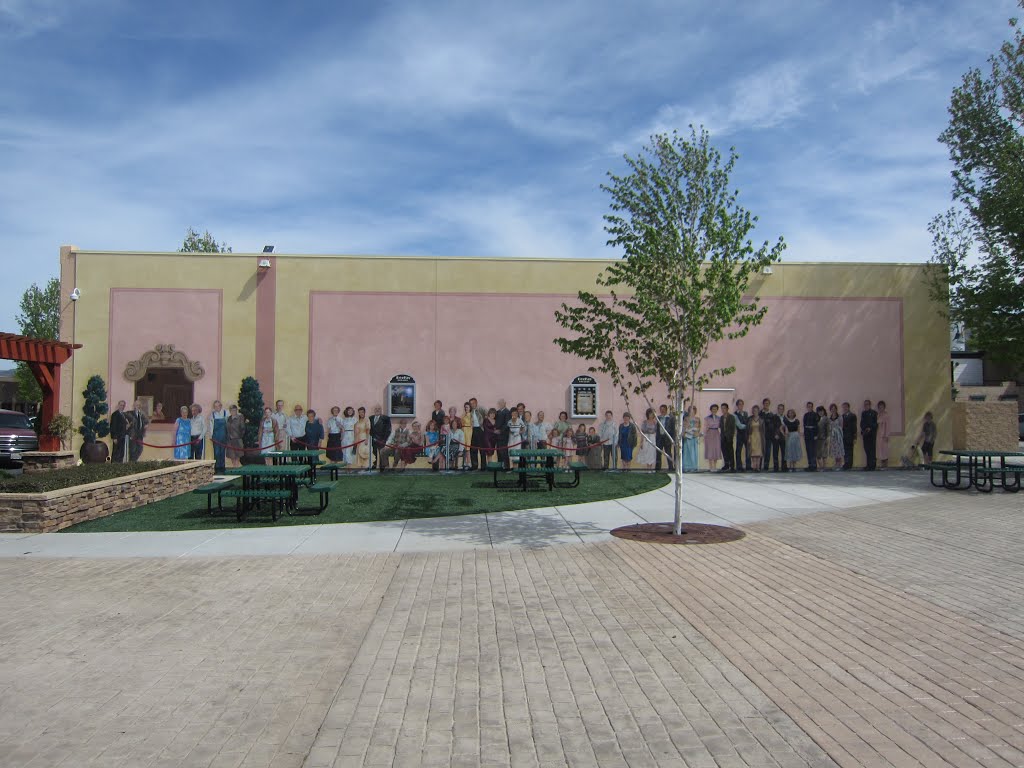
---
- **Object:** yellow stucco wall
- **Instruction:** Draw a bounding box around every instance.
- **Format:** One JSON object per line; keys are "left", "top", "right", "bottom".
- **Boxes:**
{"left": 60, "top": 249, "right": 950, "bottom": 464}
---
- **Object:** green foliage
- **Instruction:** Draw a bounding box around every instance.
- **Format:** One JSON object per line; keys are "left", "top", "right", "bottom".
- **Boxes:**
{"left": 180, "top": 227, "right": 232, "bottom": 253}
{"left": 0, "top": 461, "right": 175, "bottom": 493}
{"left": 929, "top": 4, "right": 1024, "bottom": 368}
{"left": 237, "top": 376, "right": 264, "bottom": 448}
{"left": 554, "top": 127, "right": 783, "bottom": 535}
{"left": 14, "top": 277, "right": 61, "bottom": 402}
{"left": 46, "top": 413, "right": 74, "bottom": 449}
{"left": 78, "top": 375, "right": 111, "bottom": 443}
{"left": 555, "top": 127, "right": 784, "bottom": 406}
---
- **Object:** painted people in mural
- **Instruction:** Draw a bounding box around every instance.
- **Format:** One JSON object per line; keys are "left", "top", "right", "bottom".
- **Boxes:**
{"left": 143, "top": 385, "right": 905, "bottom": 476}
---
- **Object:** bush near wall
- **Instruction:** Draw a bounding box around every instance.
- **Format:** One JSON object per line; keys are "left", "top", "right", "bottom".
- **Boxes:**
{"left": 0, "top": 461, "right": 177, "bottom": 493}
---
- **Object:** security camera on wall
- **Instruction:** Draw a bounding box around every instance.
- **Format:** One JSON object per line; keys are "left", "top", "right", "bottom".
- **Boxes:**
{"left": 69, "top": 288, "right": 81, "bottom": 301}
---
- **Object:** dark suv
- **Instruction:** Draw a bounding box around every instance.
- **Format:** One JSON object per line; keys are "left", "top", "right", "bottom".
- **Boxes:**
{"left": 0, "top": 409, "right": 38, "bottom": 465}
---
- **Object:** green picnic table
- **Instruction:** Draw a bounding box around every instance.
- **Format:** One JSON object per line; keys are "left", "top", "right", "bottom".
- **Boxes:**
{"left": 935, "top": 450, "right": 1024, "bottom": 493}
{"left": 224, "top": 464, "right": 311, "bottom": 520}
{"left": 500, "top": 448, "right": 586, "bottom": 491}
{"left": 264, "top": 449, "right": 322, "bottom": 483}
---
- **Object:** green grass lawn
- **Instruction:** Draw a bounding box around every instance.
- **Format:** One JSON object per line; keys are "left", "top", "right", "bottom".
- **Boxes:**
{"left": 63, "top": 470, "right": 670, "bottom": 532}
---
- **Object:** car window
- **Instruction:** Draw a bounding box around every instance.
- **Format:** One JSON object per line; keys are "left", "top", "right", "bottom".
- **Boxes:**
{"left": 0, "top": 413, "right": 33, "bottom": 429}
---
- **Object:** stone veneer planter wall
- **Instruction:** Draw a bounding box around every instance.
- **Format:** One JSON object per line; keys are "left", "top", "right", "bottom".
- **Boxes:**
{"left": 0, "top": 460, "right": 215, "bottom": 533}
{"left": 951, "top": 401, "right": 1019, "bottom": 452}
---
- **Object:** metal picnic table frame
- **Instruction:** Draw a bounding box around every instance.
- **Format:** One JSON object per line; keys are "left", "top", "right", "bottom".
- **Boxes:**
{"left": 264, "top": 449, "right": 322, "bottom": 484}
{"left": 224, "top": 464, "right": 311, "bottom": 519}
{"left": 936, "top": 450, "right": 1024, "bottom": 493}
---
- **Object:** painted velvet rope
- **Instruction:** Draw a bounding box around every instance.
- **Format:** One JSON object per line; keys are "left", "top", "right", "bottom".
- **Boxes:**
{"left": 131, "top": 436, "right": 287, "bottom": 452}
{"left": 368, "top": 436, "right": 606, "bottom": 454}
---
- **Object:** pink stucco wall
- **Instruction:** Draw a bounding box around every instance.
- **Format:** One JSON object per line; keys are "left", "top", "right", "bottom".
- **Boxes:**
{"left": 308, "top": 293, "right": 904, "bottom": 432}
{"left": 108, "top": 289, "right": 222, "bottom": 414}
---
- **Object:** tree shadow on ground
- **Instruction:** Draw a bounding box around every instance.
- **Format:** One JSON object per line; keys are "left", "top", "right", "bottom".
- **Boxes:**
{"left": 399, "top": 507, "right": 609, "bottom": 549}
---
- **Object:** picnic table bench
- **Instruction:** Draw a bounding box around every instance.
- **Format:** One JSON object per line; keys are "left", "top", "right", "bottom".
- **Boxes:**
{"left": 191, "top": 478, "right": 239, "bottom": 513}
{"left": 318, "top": 462, "right": 348, "bottom": 481}
{"left": 935, "top": 450, "right": 1024, "bottom": 492}
{"left": 221, "top": 488, "right": 292, "bottom": 521}
{"left": 298, "top": 480, "right": 337, "bottom": 513}
{"left": 489, "top": 449, "right": 587, "bottom": 491}
{"left": 224, "top": 464, "right": 311, "bottom": 521}
{"left": 264, "top": 450, "right": 323, "bottom": 484}
{"left": 975, "top": 464, "right": 1024, "bottom": 493}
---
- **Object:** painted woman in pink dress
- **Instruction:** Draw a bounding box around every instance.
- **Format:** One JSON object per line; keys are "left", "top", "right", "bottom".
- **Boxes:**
{"left": 704, "top": 404, "right": 722, "bottom": 471}
{"left": 876, "top": 400, "right": 890, "bottom": 469}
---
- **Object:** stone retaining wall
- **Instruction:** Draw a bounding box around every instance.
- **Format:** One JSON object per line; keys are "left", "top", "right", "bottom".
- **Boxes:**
{"left": 21, "top": 451, "right": 77, "bottom": 473}
{"left": 0, "top": 461, "right": 215, "bottom": 533}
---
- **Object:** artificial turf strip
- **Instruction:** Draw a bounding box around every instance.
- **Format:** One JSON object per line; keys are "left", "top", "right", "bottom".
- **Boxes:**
{"left": 62, "top": 471, "right": 671, "bottom": 532}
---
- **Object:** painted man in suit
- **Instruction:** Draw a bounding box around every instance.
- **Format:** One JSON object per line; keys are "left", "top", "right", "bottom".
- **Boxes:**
{"left": 110, "top": 400, "right": 129, "bottom": 463}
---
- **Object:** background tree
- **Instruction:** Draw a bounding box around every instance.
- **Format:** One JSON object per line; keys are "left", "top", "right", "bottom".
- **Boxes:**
{"left": 78, "top": 375, "right": 110, "bottom": 443}
{"left": 237, "top": 376, "right": 265, "bottom": 456}
{"left": 928, "top": 4, "right": 1024, "bottom": 369}
{"left": 180, "top": 228, "right": 232, "bottom": 253}
{"left": 14, "top": 277, "right": 61, "bottom": 403}
{"left": 555, "top": 127, "right": 784, "bottom": 535}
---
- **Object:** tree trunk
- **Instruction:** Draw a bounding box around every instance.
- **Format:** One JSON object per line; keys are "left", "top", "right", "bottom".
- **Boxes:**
{"left": 673, "top": 391, "right": 685, "bottom": 536}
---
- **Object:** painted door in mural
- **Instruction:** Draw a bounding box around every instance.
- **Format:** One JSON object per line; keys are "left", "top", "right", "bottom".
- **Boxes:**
{"left": 162, "top": 384, "right": 193, "bottom": 423}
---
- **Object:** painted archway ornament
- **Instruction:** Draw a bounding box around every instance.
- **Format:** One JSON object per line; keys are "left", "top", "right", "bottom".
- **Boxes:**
{"left": 123, "top": 344, "right": 205, "bottom": 382}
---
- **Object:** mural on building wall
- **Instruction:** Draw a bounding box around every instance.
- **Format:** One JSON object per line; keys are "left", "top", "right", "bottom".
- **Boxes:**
{"left": 306, "top": 292, "right": 906, "bottom": 433}
{"left": 108, "top": 289, "right": 222, "bottom": 418}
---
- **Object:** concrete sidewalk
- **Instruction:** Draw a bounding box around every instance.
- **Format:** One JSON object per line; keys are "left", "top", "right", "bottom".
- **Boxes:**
{"left": 0, "top": 474, "right": 1021, "bottom": 767}
{"left": 0, "top": 470, "right": 935, "bottom": 558}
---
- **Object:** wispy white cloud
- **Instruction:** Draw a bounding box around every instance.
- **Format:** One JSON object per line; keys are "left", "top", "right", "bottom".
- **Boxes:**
{"left": 635, "top": 61, "right": 810, "bottom": 145}
{"left": 0, "top": 0, "right": 63, "bottom": 37}
{"left": 0, "top": 0, "right": 1021, "bottom": 332}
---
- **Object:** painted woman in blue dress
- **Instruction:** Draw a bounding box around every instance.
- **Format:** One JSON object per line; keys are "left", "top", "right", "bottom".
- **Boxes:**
{"left": 617, "top": 412, "right": 637, "bottom": 470}
{"left": 682, "top": 405, "right": 701, "bottom": 472}
{"left": 173, "top": 406, "right": 192, "bottom": 460}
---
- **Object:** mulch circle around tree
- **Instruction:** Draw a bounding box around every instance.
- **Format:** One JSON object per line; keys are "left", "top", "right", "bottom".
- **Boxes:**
{"left": 610, "top": 522, "right": 745, "bottom": 545}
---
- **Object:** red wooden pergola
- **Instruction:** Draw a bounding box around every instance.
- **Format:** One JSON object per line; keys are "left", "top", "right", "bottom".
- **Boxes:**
{"left": 0, "top": 333, "right": 81, "bottom": 451}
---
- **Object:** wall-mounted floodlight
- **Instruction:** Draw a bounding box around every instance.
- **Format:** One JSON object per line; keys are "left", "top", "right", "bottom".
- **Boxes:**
{"left": 262, "top": 245, "right": 274, "bottom": 253}
{"left": 257, "top": 259, "right": 272, "bottom": 269}
{"left": 761, "top": 266, "right": 773, "bottom": 275}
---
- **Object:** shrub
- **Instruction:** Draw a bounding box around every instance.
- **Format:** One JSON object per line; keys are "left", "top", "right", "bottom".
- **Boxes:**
{"left": 0, "top": 461, "right": 176, "bottom": 493}
{"left": 238, "top": 376, "right": 264, "bottom": 450}
{"left": 79, "top": 375, "right": 110, "bottom": 443}
{"left": 47, "top": 413, "right": 74, "bottom": 449}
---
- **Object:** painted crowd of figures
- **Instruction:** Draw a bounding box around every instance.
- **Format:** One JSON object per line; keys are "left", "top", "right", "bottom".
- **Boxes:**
{"left": 111, "top": 393, "right": 939, "bottom": 475}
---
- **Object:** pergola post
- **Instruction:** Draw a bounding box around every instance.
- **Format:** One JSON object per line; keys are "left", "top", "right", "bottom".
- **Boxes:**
{"left": 27, "top": 361, "right": 60, "bottom": 451}
{"left": 0, "top": 333, "right": 81, "bottom": 453}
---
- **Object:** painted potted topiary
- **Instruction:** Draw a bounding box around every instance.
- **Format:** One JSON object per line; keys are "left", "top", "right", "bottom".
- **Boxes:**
{"left": 237, "top": 376, "right": 266, "bottom": 465}
{"left": 78, "top": 374, "right": 111, "bottom": 463}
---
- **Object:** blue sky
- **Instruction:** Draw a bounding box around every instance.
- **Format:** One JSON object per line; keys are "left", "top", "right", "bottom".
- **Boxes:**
{"left": 0, "top": 0, "right": 1019, "bottom": 330}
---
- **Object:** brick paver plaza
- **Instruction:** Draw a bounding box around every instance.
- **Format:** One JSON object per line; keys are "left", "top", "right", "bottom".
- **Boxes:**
{"left": 0, "top": 472, "right": 1022, "bottom": 767}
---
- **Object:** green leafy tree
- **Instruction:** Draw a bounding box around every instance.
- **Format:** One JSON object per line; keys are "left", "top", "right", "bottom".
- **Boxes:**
{"left": 14, "top": 277, "right": 61, "bottom": 403}
{"left": 555, "top": 127, "right": 784, "bottom": 535}
{"left": 180, "top": 228, "right": 232, "bottom": 254}
{"left": 928, "top": 4, "right": 1024, "bottom": 368}
{"left": 237, "top": 377, "right": 265, "bottom": 453}
{"left": 78, "top": 375, "right": 110, "bottom": 443}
